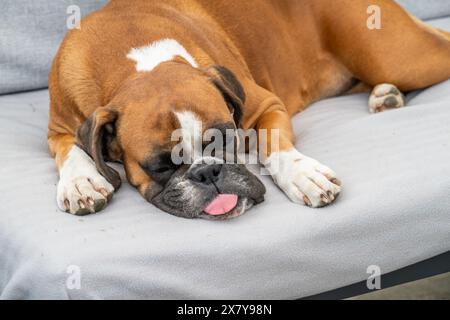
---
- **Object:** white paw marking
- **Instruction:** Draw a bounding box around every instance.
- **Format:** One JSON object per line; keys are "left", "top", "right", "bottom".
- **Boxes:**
{"left": 369, "top": 83, "right": 405, "bottom": 113}
{"left": 263, "top": 149, "right": 341, "bottom": 208}
{"left": 57, "top": 145, "right": 114, "bottom": 215}
{"left": 127, "top": 38, "right": 198, "bottom": 72}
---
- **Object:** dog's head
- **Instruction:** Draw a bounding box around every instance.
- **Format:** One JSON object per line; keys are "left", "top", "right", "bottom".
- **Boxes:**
{"left": 76, "top": 60, "right": 265, "bottom": 219}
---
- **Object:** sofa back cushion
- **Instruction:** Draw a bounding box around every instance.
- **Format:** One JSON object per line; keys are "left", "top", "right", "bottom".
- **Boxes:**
{"left": 0, "top": 0, "right": 449, "bottom": 95}
{"left": 0, "top": 0, "right": 107, "bottom": 95}
{"left": 397, "top": 0, "right": 450, "bottom": 20}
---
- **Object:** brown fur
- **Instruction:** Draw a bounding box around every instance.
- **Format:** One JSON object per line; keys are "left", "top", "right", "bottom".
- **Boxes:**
{"left": 48, "top": 0, "right": 450, "bottom": 197}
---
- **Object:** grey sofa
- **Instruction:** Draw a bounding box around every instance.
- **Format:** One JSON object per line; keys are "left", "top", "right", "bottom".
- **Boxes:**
{"left": 0, "top": 1, "right": 449, "bottom": 299}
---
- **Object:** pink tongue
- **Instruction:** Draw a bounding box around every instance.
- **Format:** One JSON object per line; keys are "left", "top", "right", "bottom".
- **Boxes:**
{"left": 204, "top": 194, "right": 238, "bottom": 216}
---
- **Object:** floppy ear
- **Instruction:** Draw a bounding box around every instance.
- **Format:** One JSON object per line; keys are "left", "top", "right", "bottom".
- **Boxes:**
{"left": 76, "top": 108, "right": 122, "bottom": 190}
{"left": 206, "top": 65, "right": 245, "bottom": 127}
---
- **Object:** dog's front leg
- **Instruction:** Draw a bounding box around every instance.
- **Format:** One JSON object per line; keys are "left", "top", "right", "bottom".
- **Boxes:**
{"left": 48, "top": 134, "right": 115, "bottom": 215}
{"left": 255, "top": 99, "right": 341, "bottom": 208}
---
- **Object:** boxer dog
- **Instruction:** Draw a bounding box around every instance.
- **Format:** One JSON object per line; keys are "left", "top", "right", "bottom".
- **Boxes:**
{"left": 48, "top": 0, "right": 450, "bottom": 218}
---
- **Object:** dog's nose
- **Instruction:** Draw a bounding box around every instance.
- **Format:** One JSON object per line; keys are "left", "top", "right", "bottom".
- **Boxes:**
{"left": 188, "top": 164, "right": 223, "bottom": 184}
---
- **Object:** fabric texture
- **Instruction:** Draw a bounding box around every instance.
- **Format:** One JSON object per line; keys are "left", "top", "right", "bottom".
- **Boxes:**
{"left": 0, "top": 0, "right": 107, "bottom": 95}
{"left": 396, "top": 0, "right": 450, "bottom": 20}
{"left": 1, "top": 14, "right": 450, "bottom": 297}
{"left": 2, "top": 80, "right": 450, "bottom": 299}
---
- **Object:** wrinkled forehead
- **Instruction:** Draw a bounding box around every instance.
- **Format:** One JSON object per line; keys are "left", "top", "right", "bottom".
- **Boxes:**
{"left": 174, "top": 110, "right": 236, "bottom": 142}
{"left": 144, "top": 110, "right": 236, "bottom": 163}
{"left": 171, "top": 110, "right": 235, "bottom": 148}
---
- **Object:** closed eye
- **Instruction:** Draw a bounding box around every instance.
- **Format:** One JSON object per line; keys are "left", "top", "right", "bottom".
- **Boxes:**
{"left": 140, "top": 151, "right": 180, "bottom": 184}
{"left": 152, "top": 166, "right": 173, "bottom": 174}
{"left": 142, "top": 164, "right": 178, "bottom": 186}
{"left": 227, "top": 102, "right": 234, "bottom": 114}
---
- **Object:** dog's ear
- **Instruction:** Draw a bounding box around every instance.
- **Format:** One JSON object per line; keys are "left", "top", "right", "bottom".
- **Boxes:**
{"left": 76, "top": 107, "right": 122, "bottom": 190}
{"left": 206, "top": 65, "right": 245, "bottom": 127}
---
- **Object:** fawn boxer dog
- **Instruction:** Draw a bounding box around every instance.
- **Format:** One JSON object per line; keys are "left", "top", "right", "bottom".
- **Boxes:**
{"left": 48, "top": 0, "right": 450, "bottom": 219}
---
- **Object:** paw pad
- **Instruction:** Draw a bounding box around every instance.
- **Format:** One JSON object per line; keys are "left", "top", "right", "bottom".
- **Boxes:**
{"left": 369, "top": 84, "right": 405, "bottom": 113}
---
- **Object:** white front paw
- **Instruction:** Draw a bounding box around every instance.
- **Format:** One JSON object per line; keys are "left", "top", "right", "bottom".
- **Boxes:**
{"left": 264, "top": 149, "right": 341, "bottom": 208}
{"left": 57, "top": 146, "right": 115, "bottom": 215}
{"left": 57, "top": 176, "right": 114, "bottom": 215}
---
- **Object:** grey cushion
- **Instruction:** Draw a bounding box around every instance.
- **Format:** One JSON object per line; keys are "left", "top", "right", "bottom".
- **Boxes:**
{"left": 1, "top": 16, "right": 449, "bottom": 299}
{"left": 0, "top": 0, "right": 107, "bottom": 95}
{"left": 397, "top": 0, "right": 450, "bottom": 20}
{"left": 2, "top": 81, "right": 450, "bottom": 299}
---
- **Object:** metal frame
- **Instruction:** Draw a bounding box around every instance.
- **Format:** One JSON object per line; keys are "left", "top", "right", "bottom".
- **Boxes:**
{"left": 302, "top": 251, "right": 450, "bottom": 299}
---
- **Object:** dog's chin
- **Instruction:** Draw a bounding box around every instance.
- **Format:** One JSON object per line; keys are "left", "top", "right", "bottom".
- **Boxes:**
{"left": 149, "top": 163, "right": 266, "bottom": 219}
{"left": 199, "top": 196, "right": 254, "bottom": 220}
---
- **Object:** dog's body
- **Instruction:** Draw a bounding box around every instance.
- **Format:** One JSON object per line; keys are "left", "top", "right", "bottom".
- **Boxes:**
{"left": 48, "top": 0, "right": 450, "bottom": 217}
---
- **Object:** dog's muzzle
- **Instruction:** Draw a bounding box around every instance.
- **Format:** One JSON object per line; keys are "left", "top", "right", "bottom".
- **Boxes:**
{"left": 149, "top": 162, "right": 266, "bottom": 219}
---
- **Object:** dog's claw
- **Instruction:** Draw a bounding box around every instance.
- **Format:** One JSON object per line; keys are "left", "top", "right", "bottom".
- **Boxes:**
{"left": 303, "top": 195, "right": 312, "bottom": 207}
{"left": 330, "top": 178, "right": 342, "bottom": 186}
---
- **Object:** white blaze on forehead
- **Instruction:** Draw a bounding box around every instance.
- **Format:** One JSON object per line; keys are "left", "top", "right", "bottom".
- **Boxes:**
{"left": 127, "top": 38, "right": 198, "bottom": 72}
{"left": 174, "top": 111, "right": 203, "bottom": 161}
